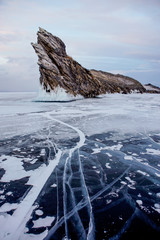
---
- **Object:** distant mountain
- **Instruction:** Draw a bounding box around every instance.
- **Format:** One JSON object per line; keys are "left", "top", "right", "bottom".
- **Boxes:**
{"left": 144, "top": 83, "right": 160, "bottom": 93}
{"left": 32, "top": 28, "right": 146, "bottom": 98}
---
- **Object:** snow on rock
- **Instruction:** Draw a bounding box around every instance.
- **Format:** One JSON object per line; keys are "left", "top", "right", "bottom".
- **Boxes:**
{"left": 32, "top": 28, "right": 145, "bottom": 99}
{"left": 32, "top": 28, "right": 106, "bottom": 98}
{"left": 35, "top": 85, "right": 83, "bottom": 102}
{"left": 144, "top": 83, "right": 160, "bottom": 93}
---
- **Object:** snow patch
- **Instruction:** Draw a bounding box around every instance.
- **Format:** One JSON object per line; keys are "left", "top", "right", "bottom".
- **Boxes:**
{"left": 154, "top": 203, "right": 160, "bottom": 209}
{"left": 105, "top": 163, "right": 111, "bottom": 169}
{"left": 124, "top": 155, "right": 133, "bottom": 160}
{"left": 33, "top": 216, "right": 55, "bottom": 228}
{"left": 152, "top": 204, "right": 160, "bottom": 214}
{"left": 35, "top": 210, "right": 43, "bottom": 216}
{"left": 120, "top": 181, "right": 127, "bottom": 185}
{"left": 106, "top": 152, "right": 112, "bottom": 157}
{"left": 0, "top": 155, "right": 31, "bottom": 182}
{"left": 105, "top": 144, "right": 122, "bottom": 151}
{"left": 156, "top": 193, "right": 160, "bottom": 198}
{"left": 136, "top": 200, "right": 143, "bottom": 206}
{"left": 125, "top": 177, "right": 136, "bottom": 185}
{"left": 92, "top": 148, "right": 101, "bottom": 154}
{"left": 51, "top": 183, "right": 57, "bottom": 188}
{"left": 155, "top": 173, "right": 160, "bottom": 177}
{"left": 144, "top": 85, "right": 160, "bottom": 92}
{"left": 146, "top": 148, "right": 160, "bottom": 156}
{"left": 137, "top": 170, "right": 150, "bottom": 176}
{"left": 92, "top": 144, "right": 122, "bottom": 154}
{"left": 0, "top": 203, "right": 18, "bottom": 212}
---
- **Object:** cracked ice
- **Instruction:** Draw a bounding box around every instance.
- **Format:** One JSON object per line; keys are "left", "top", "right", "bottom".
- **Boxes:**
{"left": 0, "top": 92, "right": 160, "bottom": 239}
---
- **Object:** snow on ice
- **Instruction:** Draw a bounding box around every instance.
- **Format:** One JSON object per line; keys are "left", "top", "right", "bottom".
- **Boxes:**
{"left": 0, "top": 92, "right": 160, "bottom": 239}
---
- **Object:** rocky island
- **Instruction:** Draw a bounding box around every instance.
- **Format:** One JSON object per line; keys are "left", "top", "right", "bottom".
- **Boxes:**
{"left": 32, "top": 28, "right": 146, "bottom": 99}
{"left": 144, "top": 83, "right": 160, "bottom": 93}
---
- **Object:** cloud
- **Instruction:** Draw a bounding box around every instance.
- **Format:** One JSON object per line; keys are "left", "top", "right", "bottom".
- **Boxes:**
{"left": 0, "top": 0, "right": 160, "bottom": 91}
{"left": 110, "top": 69, "right": 157, "bottom": 75}
{"left": 125, "top": 51, "right": 160, "bottom": 61}
{"left": 0, "top": 31, "right": 22, "bottom": 45}
{"left": 0, "top": 56, "right": 39, "bottom": 91}
{"left": 0, "top": 56, "right": 8, "bottom": 65}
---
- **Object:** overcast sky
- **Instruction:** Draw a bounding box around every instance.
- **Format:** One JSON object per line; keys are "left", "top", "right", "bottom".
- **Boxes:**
{"left": 0, "top": 0, "right": 160, "bottom": 91}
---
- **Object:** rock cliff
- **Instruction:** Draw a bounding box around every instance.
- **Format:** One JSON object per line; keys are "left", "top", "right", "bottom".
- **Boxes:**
{"left": 32, "top": 28, "right": 146, "bottom": 97}
{"left": 91, "top": 70, "right": 145, "bottom": 94}
{"left": 31, "top": 28, "right": 105, "bottom": 98}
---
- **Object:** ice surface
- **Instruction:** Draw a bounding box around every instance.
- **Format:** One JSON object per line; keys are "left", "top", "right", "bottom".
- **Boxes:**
{"left": 0, "top": 92, "right": 160, "bottom": 239}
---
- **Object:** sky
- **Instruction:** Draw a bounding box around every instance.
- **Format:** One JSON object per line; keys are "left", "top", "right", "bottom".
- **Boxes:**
{"left": 0, "top": 0, "right": 160, "bottom": 92}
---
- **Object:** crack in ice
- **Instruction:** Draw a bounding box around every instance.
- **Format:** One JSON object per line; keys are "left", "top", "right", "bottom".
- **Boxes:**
{"left": 44, "top": 111, "right": 94, "bottom": 240}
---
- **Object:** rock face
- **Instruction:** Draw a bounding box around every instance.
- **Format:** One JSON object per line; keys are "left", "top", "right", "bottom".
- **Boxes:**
{"left": 144, "top": 83, "right": 160, "bottom": 94}
{"left": 91, "top": 70, "right": 145, "bottom": 94}
{"left": 32, "top": 28, "right": 146, "bottom": 97}
{"left": 31, "top": 28, "right": 105, "bottom": 98}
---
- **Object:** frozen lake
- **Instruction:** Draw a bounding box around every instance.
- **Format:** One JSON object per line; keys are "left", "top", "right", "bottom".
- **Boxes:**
{"left": 0, "top": 92, "right": 160, "bottom": 239}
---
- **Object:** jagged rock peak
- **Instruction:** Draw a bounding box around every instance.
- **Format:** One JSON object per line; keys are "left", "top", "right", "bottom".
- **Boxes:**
{"left": 31, "top": 28, "right": 105, "bottom": 98}
{"left": 37, "top": 27, "right": 67, "bottom": 57}
{"left": 32, "top": 28, "right": 146, "bottom": 98}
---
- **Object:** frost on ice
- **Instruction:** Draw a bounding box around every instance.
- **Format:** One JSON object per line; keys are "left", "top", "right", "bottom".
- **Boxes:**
{"left": 0, "top": 93, "right": 160, "bottom": 239}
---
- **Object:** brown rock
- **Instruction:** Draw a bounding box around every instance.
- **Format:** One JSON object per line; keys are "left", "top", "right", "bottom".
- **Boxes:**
{"left": 31, "top": 28, "right": 105, "bottom": 98}
{"left": 91, "top": 70, "right": 146, "bottom": 94}
{"left": 31, "top": 28, "right": 146, "bottom": 97}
